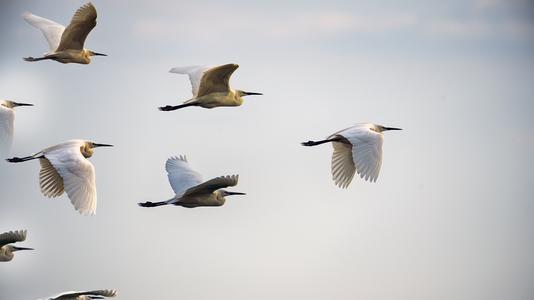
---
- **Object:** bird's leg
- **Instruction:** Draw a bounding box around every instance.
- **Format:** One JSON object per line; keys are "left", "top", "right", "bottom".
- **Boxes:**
{"left": 301, "top": 137, "right": 345, "bottom": 146}
{"left": 158, "top": 102, "right": 197, "bottom": 111}
{"left": 23, "top": 56, "right": 52, "bottom": 62}
{"left": 138, "top": 201, "right": 169, "bottom": 207}
{"left": 6, "top": 154, "right": 43, "bottom": 163}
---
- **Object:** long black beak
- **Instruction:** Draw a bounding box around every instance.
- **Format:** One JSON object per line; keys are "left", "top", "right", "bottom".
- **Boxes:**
{"left": 93, "top": 143, "right": 114, "bottom": 148}
{"left": 243, "top": 92, "right": 263, "bottom": 96}
{"left": 226, "top": 191, "right": 246, "bottom": 196}
{"left": 12, "top": 246, "right": 34, "bottom": 251}
{"left": 13, "top": 102, "right": 34, "bottom": 107}
{"left": 93, "top": 52, "right": 107, "bottom": 56}
{"left": 383, "top": 127, "right": 402, "bottom": 131}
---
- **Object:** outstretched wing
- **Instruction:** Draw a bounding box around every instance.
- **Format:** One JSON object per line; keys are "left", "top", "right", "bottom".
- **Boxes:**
{"left": 166, "top": 155, "right": 203, "bottom": 197}
{"left": 51, "top": 289, "right": 117, "bottom": 299}
{"left": 337, "top": 126, "right": 383, "bottom": 182}
{"left": 183, "top": 175, "right": 239, "bottom": 197}
{"left": 196, "top": 64, "right": 239, "bottom": 97}
{"left": 44, "top": 144, "right": 97, "bottom": 215}
{"left": 39, "top": 157, "right": 65, "bottom": 198}
{"left": 0, "top": 230, "right": 27, "bottom": 247}
{"left": 169, "top": 65, "right": 211, "bottom": 97}
{"left": 56, "top": 3, "right": 97, "bottom": 51}
{"left": 22, "top": 12, "right": 65, "bottom": 52}
{"left": 330, "top": 137, "right": 356, "bottom": 188}
{"left": 0, "top": 106, "right": 14, "bottom": 155}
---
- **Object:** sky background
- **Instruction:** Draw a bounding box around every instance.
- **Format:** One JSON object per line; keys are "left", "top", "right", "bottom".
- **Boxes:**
{"left": 1, "top": 0, "right": 533, "bottom": 299}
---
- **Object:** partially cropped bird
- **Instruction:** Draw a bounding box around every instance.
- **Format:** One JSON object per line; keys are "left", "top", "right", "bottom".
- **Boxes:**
{"left": 23, "top": 2, "right": 107, "bottom": 64}
{"left": 0, "top": 100, "right": 33, "bottom": 155}
{"left": 6, "top": 140, "right": 113, "bottom": 215}
{"left": 302, "top": 123, "right": 401, "bottom": 188}
{"left": 39, "top": 289, "right": 117, "bottom": 300}
{"left": 139, "top": 155, "right": 245, "bottom": 208}
{"left": 159, "top": 63, "right": 262, "bottom": 111}
{"left": 0, "top": 230, "right": 33, "bottom": 262}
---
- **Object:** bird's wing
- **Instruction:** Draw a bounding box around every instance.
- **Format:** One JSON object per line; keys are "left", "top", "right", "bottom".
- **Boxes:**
{"left": 166, "top": 156, "right": 203, "bottom": 197}
{"left": 44, "top": 145, "right": 97, "bottom": 215}
{"left": 0, "top": 230, "right": 26, "bottom": 247}
{"left": 56, "top": 3, "right": 97, "bottom": 51}
{"left": 39, "top": 157, "right": 65, "bottom": 198}
{"left": 22, "top": 12, "right": 65, "bottom": 52}
{"left": 51, "top": 290, "right": 117, "bottom": 299}
{"left": 169, "top": 66, "right": 211, "bottom": 97}
{"left": 0, "top": 107, "right": 14, "bottom": 155}
{"left": 330, "top": 137, "right": 356, "bottom": 188}
{"left": 183, "top": 175, "right": 239, "bottom": 197}
{"left": 337, "top": 126, "right": 383, "bottom": 182}
{"left": 196, "top": 64, "right": 239, "bottom": 97}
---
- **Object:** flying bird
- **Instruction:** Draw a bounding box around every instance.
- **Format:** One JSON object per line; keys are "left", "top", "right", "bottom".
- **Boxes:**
{"left": 39, "top": 289, "right": 117, "bottom": 300}
{"left": 139, "top": 155, "right": 245, "bottom": 208}
{"left": 0, "top": 230, "right": 33, "bottom": 262}
{"left": 302, "top": 123, "right": 401, "bottom": 188}
{"left": 0, "top": 100, "right": 33, "bottom": 155}
{"left": 6, "top": 140, "right": 113, "bottom": 215}
{"left": 159, "top": 64, "right": 262, "bottom": 111}
{"left": 23, "top": 2, "right": 107, "bottom": 64}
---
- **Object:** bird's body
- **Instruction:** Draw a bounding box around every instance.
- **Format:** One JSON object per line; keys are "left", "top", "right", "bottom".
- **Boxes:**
{"left": 23, "top": 3, "right": 106, "bottom": 64}
{"left": 40, "top": 289, "right": 117, "bottom": 300}
{"left": 6, "top": 139, "right": 113, "bottom": 215}
{"left": 302, "top": 123, "right": 401, "bottom": 188}
{"left": 159, "top": 64, "right": 262, "bottom": 111}
{"left": 138, "top": 155, "right": 245, "bottom": 208}
{"left": 0, "top": 100, "right": 33, "bottom": 155}
{"left": 0, "top": 230, "right": 33, "bottom": 262}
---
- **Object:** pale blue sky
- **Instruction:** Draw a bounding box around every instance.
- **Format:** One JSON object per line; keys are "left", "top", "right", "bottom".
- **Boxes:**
{"left": 1, "top": 0, "right": 533, "bottom": 299}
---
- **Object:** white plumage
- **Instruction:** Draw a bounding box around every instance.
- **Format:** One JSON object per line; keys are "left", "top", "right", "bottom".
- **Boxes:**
{"left": 0, "top": 100, "right": 33, "bottom": 156}
{"left": 39, "top": 289, "right": 117, "bottom": 300}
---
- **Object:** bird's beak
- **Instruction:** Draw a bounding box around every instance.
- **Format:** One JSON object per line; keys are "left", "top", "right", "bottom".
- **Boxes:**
{"left": 243, "top": 92, "right": 263, "bottom": 96}
{"left": 92, "top": 52, "right": 107, "bottom": 56}
{"left": 226, "top": 191, "right": 246, "bottom": 196}
{"left": 383, "top": 127, "right": 402, "bottom": 131}
{"left": 12, "top": 102, "right": 34, "bottom": 107}
{"left": 12, "top": 246, "right": 34, "bottom": 252}
{"left": 92, "top": 143, "right": 114, "bottom": 148}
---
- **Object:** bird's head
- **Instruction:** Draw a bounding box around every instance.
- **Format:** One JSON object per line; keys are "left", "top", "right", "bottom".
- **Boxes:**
{"left": 374, "top": 124, "right": 402, "bottom": 133}
{"left": 236, "top": 90, "right": 263, "bottom": 98}
{"left": 7, "top": 245, "right": 34, "bottom": 252}
{"left": 81, "top": 141, "right": 113, "bottom": 158}
{"left": 1, "top": 100, "right": 34, "bottom": 109}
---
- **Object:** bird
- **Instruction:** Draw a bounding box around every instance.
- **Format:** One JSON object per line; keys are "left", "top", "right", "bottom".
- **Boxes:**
{"left": 302, "top": 123, "right": 401, "bottom": 188}
{"left": 138, "top": 155, "right": 245, "bottom": 208}
{"left": 159, "top": 63, "right": 262, "bottom": 111}
{"left": 0, "top": 100, "right": 34, "bottom": 155}
{"left": 22, "top": 2, "right": 107, "bottom": 64}
{"left": 6, "top": 140, "right": 113, "bottom": 215}
{"left": 39, "top": 289, "right": 117, "bottom": 300}
{"left": 0, "top": 230, "right": 33, "bottom": 262}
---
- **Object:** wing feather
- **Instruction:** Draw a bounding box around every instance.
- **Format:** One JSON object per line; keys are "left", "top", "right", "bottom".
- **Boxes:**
{"left": 22, "top": 12, "right": 65, "bottom": 52}
{"left": 196, "top": 64, "right": 239, "bottom": 97}
{"left": 330, "top": 139, "right": 356, "bottom": 188}
{"left": 0, "top": 230, "right": 26, "bottom": 247}
{"left": 337, "top": 126, "right": 383, "bottom": 183}
{"left": 0, "top": 106, "right": 14, "bottom": 155}
{"left": 183, "top": 175, "right": 239, "bottom": 197}
{"left": 169, "top": 65, "right": 211, "bottom": 97}
{"left": 56, "top": 3, "right": 97, "bottom": 51}
{"left": 166, "top": 155, "right": 203, "bottom": 197}
{"left": 39, "top": 158, "right": 65, "bottom": 197}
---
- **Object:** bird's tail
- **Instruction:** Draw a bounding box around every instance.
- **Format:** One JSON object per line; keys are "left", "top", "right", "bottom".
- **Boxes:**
{"left": 138, "top": 200, "right": 170, "bottom": 207}
{"left": 158, "top": 102, "right": 197, "bottom": 111}
{"left": 6, "top": 154, "right": 42, "bottom": 163}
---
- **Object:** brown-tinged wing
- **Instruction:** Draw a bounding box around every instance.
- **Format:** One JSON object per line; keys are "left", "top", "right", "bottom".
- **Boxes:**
{"left": 56, "top": 3, "right": 97, "bottom": 51}
{"left": 39, "top": 157, "right": 64, "bottom": 198}
{"left": 196, "top": 64, "right": 239, "bottom": 97}
{"left": 182, "top": 175, "right": 239, "bottom": 197}
{"left": 0, "top": 230, "right": 27, "bottom": 247}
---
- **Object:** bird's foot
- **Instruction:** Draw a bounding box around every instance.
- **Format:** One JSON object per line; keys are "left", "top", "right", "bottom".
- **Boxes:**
{"left": 301, "top": 141, "right": 317, "bottom": 146}
{"left": 158, "top": 105, "right": 176, "bottom": 111}
{"left": 23, "top": 57, "right": 36, "bottom": 62}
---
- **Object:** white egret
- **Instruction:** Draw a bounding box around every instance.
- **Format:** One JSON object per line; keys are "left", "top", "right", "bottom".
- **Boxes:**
{"left": 6, "top": 140, "right": 113, "bottom": 215}
{"left": 23, "top": 2, "right": 107, "bottom": 64}
{"left": 0, "top": 230, "right": 33, "bottom": 262}
{"left": 39, "top": 289, "right": 117, "bottom": 300}
{"left": 0, "top": 100, "right": 34, "bottom": 155}
{"left": 302, "top": 123, "right": 402, "bottom": 188}
{"left": 138, "top": 155, "right": 245, "bottom": 208}
{"left": 159, "top": 63, "right": 262, "bottom": 111}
